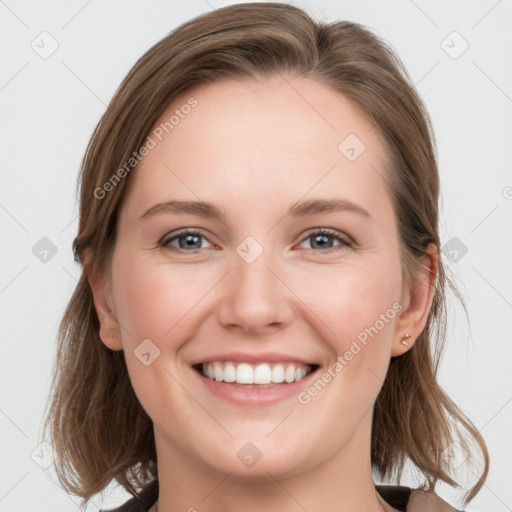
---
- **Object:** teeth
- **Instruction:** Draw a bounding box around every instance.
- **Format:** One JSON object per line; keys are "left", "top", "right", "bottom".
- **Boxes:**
{"left": 236, "top": 363, "right": 253, "bottom": 384}
{"left": 200, "top": 361, "right": 312, "bottom": 385}
{"left": 223, "top": 362, "right": 236, "bottom": 382}
{"left": 285, "top": 364, "right": 295, "bottom": 383}
{"left": 214, "top": 362, "right": 223, "bottom": 382}
{"left": 254, "top": 364, "right": 272, "bottom": 384}
{"left": 272, "top": 364, "right": 285, "bottom": 383}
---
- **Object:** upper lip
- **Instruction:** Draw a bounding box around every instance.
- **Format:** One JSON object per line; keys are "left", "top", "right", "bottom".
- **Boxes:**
{"left": 190, "top": 352, "right": 318, "bottom": 366}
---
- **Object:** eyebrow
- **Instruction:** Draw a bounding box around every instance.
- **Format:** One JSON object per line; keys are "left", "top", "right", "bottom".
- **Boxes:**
{"left": 138, "top": 198, "right": 371, "bottom": 223}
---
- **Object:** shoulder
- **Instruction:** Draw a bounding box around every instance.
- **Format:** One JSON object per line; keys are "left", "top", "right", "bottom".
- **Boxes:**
{"left": 100, "top": 479, "right": 159, "bottom": 512}
{"left": 376, "top": 484, "right": 463, "bottom": 512}
{"left": 105, "top": 481, "right": 466, "bottom": 512}
{"left": 407, "top": 488, "right": 463, "bottom": 512}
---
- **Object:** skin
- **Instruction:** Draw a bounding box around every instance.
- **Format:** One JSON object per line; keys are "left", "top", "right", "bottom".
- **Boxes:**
{"left": 89, "top": 75, "right": 438, "bottom": 512}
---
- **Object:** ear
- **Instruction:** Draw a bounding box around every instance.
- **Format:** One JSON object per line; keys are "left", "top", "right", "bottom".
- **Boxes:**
{"left": 391, "top": 243, "right": 438, "bottom": 357}
{"left": 86, "top": 261, "right": 123, "bottom": 351}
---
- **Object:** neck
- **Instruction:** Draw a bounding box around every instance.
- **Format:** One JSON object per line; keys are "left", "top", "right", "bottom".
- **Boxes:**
{"left": 152, "top": 419, "right": 396, "bottom": 512}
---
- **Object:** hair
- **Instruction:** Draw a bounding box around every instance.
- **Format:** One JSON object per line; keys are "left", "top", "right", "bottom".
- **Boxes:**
{"left": 41, "top": 2, "right": 489, "bottom": 508}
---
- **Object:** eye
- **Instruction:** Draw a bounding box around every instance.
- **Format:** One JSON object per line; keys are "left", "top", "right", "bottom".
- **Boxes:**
{"left": 159, "top": 227, "right": 353, "bottom": 255}
{"left": 159, "top": 229, "right": 213, "bottom": 252}
{"left": 297, "top": 228, "right": 353, "bottom": 254}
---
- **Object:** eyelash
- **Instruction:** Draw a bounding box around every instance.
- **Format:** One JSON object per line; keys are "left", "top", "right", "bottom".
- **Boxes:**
{"left": 158, "top": 228, "right": 354, "bottom": 255}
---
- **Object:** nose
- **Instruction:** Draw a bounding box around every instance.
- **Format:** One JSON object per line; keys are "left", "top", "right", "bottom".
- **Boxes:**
{"left": 216, "top": 247, "right": 295, "bottom": 335}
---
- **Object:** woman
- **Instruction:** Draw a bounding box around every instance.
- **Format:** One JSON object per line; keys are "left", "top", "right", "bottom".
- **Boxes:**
{"left": 42, "top": 3, "right": 489, "bottom": 511}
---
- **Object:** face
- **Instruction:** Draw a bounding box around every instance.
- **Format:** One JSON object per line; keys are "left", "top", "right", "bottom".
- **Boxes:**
{"left": 95, "top": 75, "right": 426, "bottom": 480}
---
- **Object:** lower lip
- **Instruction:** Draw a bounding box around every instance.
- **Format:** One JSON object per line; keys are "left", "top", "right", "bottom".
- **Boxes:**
{"left": 192, "top": 367, "right": 318, "bottom": 406}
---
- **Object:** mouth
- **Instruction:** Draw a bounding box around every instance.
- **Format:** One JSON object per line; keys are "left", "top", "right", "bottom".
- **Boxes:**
{"left": 192, "top": 361, "right": 320, "bottom": 388}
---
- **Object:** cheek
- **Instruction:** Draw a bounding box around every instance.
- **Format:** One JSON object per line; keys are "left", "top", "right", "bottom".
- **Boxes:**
{"left": 296, "top": 258, "right": 401, "bottom": 340}
{"left": 112, "top": 253, "right": 214, "bottom": 345}
{"left": 109, "top": 253, "right": 211, "bottom": 419}
{"left": 295, "top": 258, "right": 402, "bottom": 398}
{"left": 299, "top": 266, "right": 401, "bottom": 405}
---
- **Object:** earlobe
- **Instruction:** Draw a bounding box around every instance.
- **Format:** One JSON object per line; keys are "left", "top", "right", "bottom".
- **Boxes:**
{"left": 391, "top": 243, "right": 438, "bottom": 357}
{"left": 87, "top": 271, "right": 123, "bottom": 351}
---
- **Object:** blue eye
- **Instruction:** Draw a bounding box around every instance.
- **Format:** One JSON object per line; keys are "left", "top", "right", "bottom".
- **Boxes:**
{"left": 298, "top": 228, "right": 353, "bottom": 254}
{"left": 160, "top": 229, "right": 212, "bottom": 252}
{"left": 159, "top": 228, "right": 353, "bottom": 254}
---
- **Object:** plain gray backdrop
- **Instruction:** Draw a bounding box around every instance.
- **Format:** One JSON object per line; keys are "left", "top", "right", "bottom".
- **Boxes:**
{"left": 1, "top": 1, "right": 511, "bottom": 511}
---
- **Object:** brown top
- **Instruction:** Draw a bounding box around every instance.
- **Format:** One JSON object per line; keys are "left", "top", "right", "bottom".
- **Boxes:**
{"left": 100, "top": 479, "right": 463, "bottom": 511}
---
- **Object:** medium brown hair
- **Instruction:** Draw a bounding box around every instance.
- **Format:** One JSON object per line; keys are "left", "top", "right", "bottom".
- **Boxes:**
{"left": 41, "top": 2, "right": 489, "bottom": 508}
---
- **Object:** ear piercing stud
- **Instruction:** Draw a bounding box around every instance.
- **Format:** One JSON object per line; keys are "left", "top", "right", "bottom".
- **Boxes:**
{"left": 401, "top": 333, "right": 411, "bottom": 346}
{"left": 108, "top": 334, "right": 114, "bottom": 338}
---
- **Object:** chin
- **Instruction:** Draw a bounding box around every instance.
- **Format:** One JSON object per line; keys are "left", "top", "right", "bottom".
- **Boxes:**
{"left": 194, "top": 436, "right": 315, "bottom": 481}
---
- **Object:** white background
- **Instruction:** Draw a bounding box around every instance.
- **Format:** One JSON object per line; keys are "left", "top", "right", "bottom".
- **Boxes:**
{"left": 1, "top": 1, "right": 511, "bottom": 511}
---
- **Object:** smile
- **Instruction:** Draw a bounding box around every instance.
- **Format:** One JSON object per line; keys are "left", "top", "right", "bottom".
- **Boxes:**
{"left": 191, "top": 358, "right": 320, "bottom": 405}
{"left": 195, "top": 361, "right": 318, "bottom": 386}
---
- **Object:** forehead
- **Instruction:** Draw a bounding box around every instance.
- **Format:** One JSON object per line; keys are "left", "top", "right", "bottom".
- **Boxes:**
{"left": 121, "top": 75, "right": 393, "bottom": 224}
